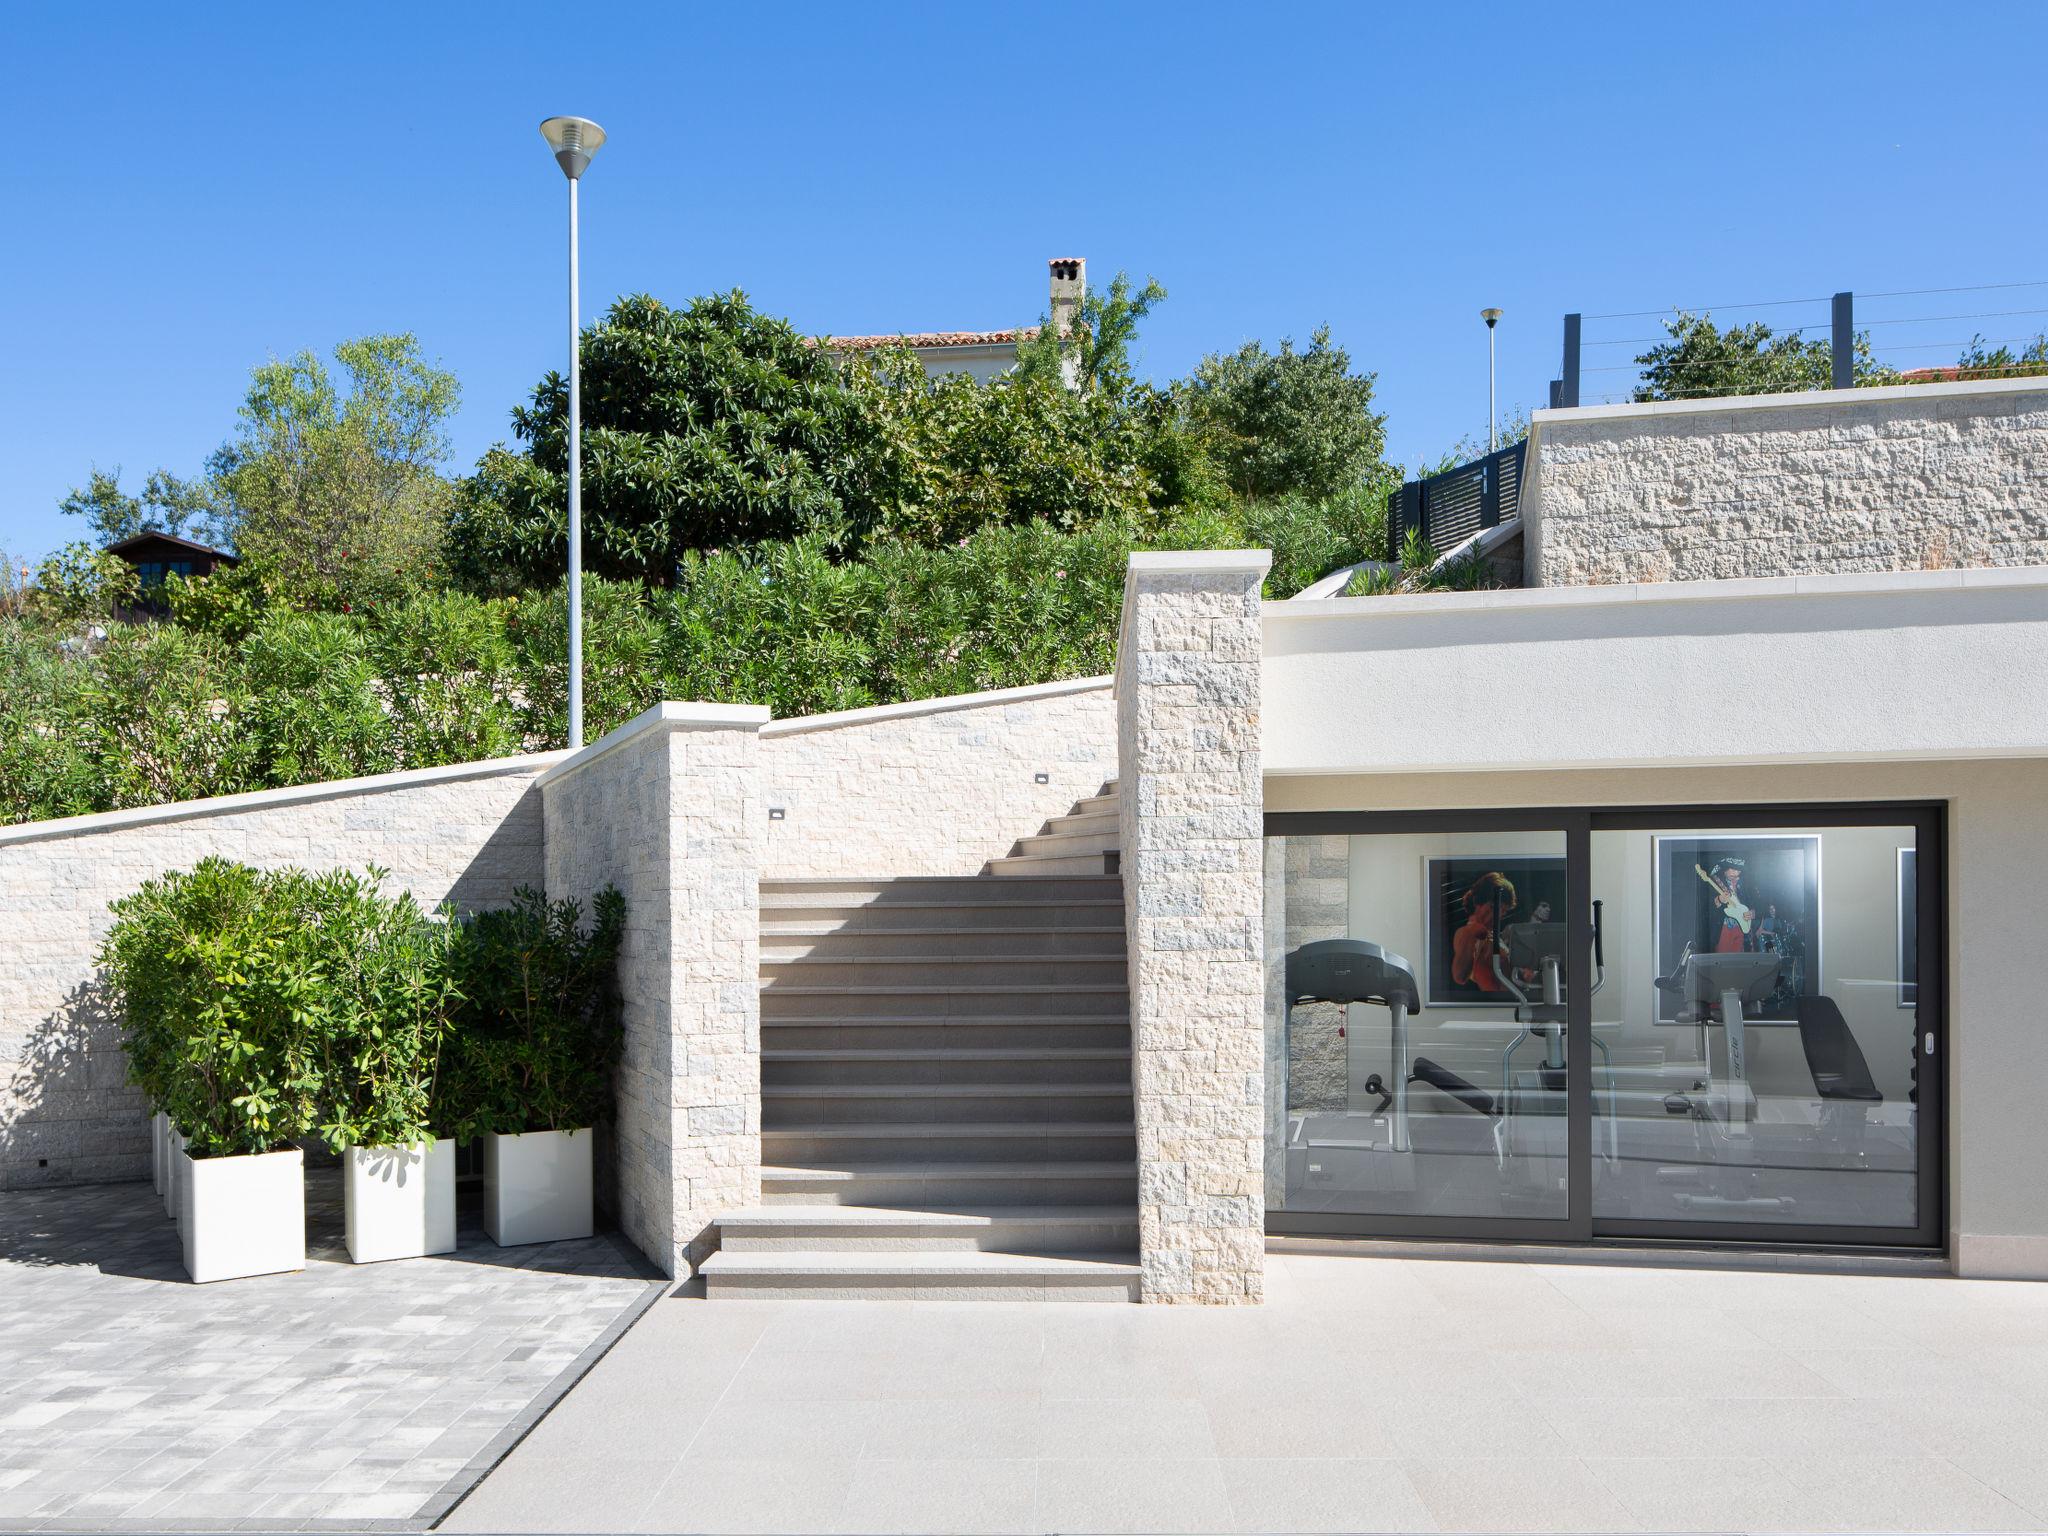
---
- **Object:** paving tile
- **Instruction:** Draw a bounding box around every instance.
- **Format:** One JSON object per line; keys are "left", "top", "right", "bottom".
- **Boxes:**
{"left": 1036, "top": 1397, "right": 1218, "bottom": 1460}
{"left": 837, "top": 1458, "right": 1038, "bottom": 1535}
{"left": 1402, "top": 1454, "right": 1641, "bottom": 1533}
{"left": 631, "top": 1456, "right": 857, "bottom": 1535}
{"left": 1033, "top": 1457, "right": 1233, "bottom": 1535}
{"left": 1770, "top": 1453, "right": 2034, "bottom": 1532}
{"left": 1582, "top": 1454, "right": 1822, "bottom": 1532}
{"left": 439, "top": 1454, "right": 671, "bottom": 1533}
{"left": 1216, "top": 1457, "right": 1437, "bottom": 1534}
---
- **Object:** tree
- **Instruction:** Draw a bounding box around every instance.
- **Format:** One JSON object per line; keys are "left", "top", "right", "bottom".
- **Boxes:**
{"left": 1632, "top": 312, "right": 1898, "bottom": 401}
{"left": 1184, "top": 325, "right": 1389, "bottom": 501}
{"left": 1947, "top": 332, "right": 2048, "bottom": 382}
{"left": 1015, "top": 271, "right": 1168, "bottom": 399}
{"left": 209, "top": 334, "right": 461, "bottom": 610}
{"left": 448, "top": 292, "right": 906, "bottom": 591}
{"left": 60, "top": 468, "right": 224, "bottom": 547}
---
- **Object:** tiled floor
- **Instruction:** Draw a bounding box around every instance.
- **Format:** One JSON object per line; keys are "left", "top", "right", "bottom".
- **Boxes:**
{"left": 448, "top": 1250, "right": 2048, "bottom": 1535}
{"left": 0, "top": 1176, "right": 660, "bottom": 1530}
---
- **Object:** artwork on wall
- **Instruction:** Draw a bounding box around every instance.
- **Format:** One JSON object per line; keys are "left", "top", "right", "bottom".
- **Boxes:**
{"left": 1652, "top": 834, "right": 1822, "bottom": 1024}
{"left": 1897, "top": 847, "right": 1918, "bottom": 1009}
{"left": 1423, "top": 855, "right": 1569, "bottom": 1007}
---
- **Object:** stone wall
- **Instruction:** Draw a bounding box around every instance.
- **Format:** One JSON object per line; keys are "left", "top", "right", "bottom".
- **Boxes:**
{"left": 758, "top": 679, "right": 1115, "bottom": 878}
{"left": 1527, "top": 379, "right": 2048, "bottom": 587}
{"left": 1117, "top": 552, "right": 1269, "bottom": 1303}
{"left": 541, "top": 704, "right": 766, "bottom": 1281}
{"left": 0, "top": 759, "right": 554, "bottom": 1192}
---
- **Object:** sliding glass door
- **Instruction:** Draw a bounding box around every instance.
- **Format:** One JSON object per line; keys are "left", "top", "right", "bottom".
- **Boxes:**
{"left": 1264, "top": 805, "right": 1942, "bottom": 1249}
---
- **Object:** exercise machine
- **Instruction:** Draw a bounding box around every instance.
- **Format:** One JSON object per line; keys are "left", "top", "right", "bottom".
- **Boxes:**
{"left": 1284, "top": 939, "right": 1422, "bottom": 1147}
{"left": 1655, "top": 946, "right": 1782, "bottom": 1136}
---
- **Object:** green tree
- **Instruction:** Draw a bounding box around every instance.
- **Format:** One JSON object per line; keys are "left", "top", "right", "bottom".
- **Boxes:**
{"left": 210, "top": 334, "right": 461, "bottom": 610}
{"left": 1948, "top": 332, "right": 2048, "bottom": 382}
{"left": 1015, "top": 271, "right": 1168, "bottom": 399}
{"left": 59, "top": 468, "right": 224, "bottom": 547}
{"left": 1632, "top": 312, "right": 1899, "bottom": 401}
{"left": 1184, "top": 325, "right": 1390, "bottom": 502}
{"left": 449, "top": 292, "right": 907, "bottom": 591}
{"left": 31, "top": 542, "right": 141, "bottom": 625}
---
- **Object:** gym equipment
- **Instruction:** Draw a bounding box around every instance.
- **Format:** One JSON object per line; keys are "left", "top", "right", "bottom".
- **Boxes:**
{"left": 1285, "top": 939, "right": 1421, "bottom": 1148}
{"left": 1480, "top": 899, "right": 1619, "bottom": 1162}
{"left": 1655, "top": 946, "right": 1783, "bottom": 1135}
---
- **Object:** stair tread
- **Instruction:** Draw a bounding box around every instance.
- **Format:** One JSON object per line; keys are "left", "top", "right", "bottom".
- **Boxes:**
{"left": 719, "top": 1204, "right": 1135, "bottom": 1228}
{"left": 765, "top": 1047, "right": 1128, "bottom": 1060}
{"left": 763, "top": 955, "right": 1124, "bottom": 966}
{"left": 764, "top": 1160, "right": 1136, "bottom": 1179}
{"left": 761, "top": 876, "right": 1121, "bottom": 889}
{"left": 767, "top": 1121, "right": 1133, "bottom": 1138}
{"left": 701, "top": 1250, "right": 1141, "bottom": 1277}
{"left": 764, "top": 983, "right": 1126, "bottom": 995}
{"left": 764, "top": 1083, "right": 1130, "bottom": 1098}
{"left": 762, "top": 923, "right": 1126, "bottom": 936}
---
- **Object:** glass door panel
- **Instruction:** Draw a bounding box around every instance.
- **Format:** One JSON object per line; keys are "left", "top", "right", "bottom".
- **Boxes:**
{"left": 1265, "top": 828, "right": 1575, "bottom": 1228}
{"left": 1587, "top": 822, "right": 1928, "bottom": 1237}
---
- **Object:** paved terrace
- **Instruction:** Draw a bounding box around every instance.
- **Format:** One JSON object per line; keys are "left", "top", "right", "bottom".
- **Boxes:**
{"left": 451, "top": 1250, "right": 2048, "bottom": 1535}
{"left": 0, "top": 1179, "right": 660, "bottom": 1530}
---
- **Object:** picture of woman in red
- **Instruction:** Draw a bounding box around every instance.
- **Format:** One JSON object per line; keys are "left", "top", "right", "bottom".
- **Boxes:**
{"left": 1450, "top": 870, "right": 1517, "bottom": 994}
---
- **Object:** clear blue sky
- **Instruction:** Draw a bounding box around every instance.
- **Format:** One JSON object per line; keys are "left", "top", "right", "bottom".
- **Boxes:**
{"left": 6, "top": 0, "right": 2046, "bottom": 564}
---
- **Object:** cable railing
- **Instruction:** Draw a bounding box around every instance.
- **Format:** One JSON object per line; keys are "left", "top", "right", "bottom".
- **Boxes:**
{"left": 1549, "top": 282, "right": 2048, "bottom": 408}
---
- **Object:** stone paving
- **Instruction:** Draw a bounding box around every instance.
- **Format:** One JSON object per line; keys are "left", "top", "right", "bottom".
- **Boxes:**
{"left": 0, "top": 1174, "right": 661, "bottom": 1531}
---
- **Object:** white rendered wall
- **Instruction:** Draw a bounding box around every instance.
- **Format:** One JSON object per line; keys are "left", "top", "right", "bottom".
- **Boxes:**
{"left": 1523, "top": 379, "right": 2048, "bottom": 587}
{"left": 0, "top": 758, "right": 556, "bottom": 1191}
{"left": 1265, "top": 758, "right": 2048, "bottom": 1280}
{"left": 759, "top": 679, "right": 1116, "bottom": 878}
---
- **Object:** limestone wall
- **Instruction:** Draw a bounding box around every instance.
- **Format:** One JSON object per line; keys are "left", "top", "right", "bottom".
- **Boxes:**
{"left": 0, "top": 759, "right": 555, "bottom": 1192}
{"left": 1526, "top": 379, "right": 2048, "bottom": 587}
{"left": 758, "top": 679, "right": 1116, "bottom": 878}
{"left": 1118, "top": 552, "right": 1269, "bottom": 1303}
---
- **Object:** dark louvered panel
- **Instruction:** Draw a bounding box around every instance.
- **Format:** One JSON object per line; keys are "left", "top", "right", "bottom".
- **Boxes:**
{"left": 1386, "top": 440, "right": 1526, "bottom": 561}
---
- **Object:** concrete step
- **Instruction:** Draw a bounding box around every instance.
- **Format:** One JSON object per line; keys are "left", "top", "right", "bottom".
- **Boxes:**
{"left": 761, "top": 1161, "right": 1139, "bottom": 1208}
{"left": 764, "top": 1082, "right": 1133, "bottom": 1128}
{"left": 700, "top": 1248, "right": 1142, "bottom": 1301}
{"left": 1034, "top": 809, "right": 1119, "bottom": 840}
{"left": 762, "top": 1121, "right": 1137, "bottom": 1165}
{"left": 985, "top": 852, "right": 1119, "bottom": 877}
{"left": 761, "top": 1015, "right": 1130, "bottom": 1051}
{"left": 759, "top": 903, "right": 1125, "bottom": 935}
{"left": 760, "top": 924, "right": 1127, "bottom": 959}
{"left": 760, "top": 983, "right": 1128, "bottom": 1019}
{"left": 761, "top": 876, "right": 1122, "bottom": 907}
{"left": 1009, "top": 830, "right": 1119, "bottom": 862}
{"left": 714, "top": 1204, "right": 1140, "bottom": 1254}
{"left": 763, "top": 1046, "right": 1130, "bottom": 1087}
{"left": 1068, "top": 793, "right": 1119, "bottom": 817}
{"left": 760, "top": 955, "right": 1128, "bottom": 989}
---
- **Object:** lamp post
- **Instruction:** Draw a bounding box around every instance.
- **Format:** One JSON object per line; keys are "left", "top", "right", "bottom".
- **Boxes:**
{"left": 1481, "top": 308, "right": 1503, "bottom": 454}
{"left": 539, "top": 116, "right": 606, "bottom": 751}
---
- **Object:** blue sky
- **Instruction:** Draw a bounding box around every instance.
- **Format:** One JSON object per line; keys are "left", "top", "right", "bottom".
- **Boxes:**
{"left": 5, "top": 0, "right": 2046, "bottom": 564}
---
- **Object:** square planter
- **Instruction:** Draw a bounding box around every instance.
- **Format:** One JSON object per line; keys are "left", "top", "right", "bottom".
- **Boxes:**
{"left": 165, "top": 1126, "right": 185, "bottom": 1224}
{"left": 482, "top": 1128, "right": 593, "bottom": 1247}
{"left": 344, "top": 1138, "right": 456, "bottom": 1263}
{"left": 151, "top": 1111, "right": 165, "bottom": 1198}
{"left": 179, "top": 1144, "right": 305, "bottom": 1283}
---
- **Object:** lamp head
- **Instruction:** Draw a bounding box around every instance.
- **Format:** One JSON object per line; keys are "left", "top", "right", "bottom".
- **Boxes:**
{"left": 540, "top": 116, "right": 606, "bottom": 181}
{"left": 1481, "top": 307, "right": 1503, "bottom": 329}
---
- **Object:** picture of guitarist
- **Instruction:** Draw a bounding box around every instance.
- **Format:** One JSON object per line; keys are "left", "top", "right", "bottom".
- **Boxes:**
{"left": 1695, "top": 857, "right": 1755, "bottom": 953}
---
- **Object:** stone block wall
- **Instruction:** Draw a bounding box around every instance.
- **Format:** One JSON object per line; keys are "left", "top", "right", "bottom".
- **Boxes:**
{"left": 1117, "top": 552, "right": 1269, "bottom": 1303}
{"left": 541, "top": 704, "right": 766, "bottom": 1280}
{"left": 0, "top": 760, "right": 554, "bottom": 1192}
{"left": 1527, "top": 379, "right": 2048, "bottom": 587}
{"left": 758, "top": 680, "right": 1116, "bottom": 878}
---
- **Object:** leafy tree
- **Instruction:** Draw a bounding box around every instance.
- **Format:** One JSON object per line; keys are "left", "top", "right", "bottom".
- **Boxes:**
{"left": 59, "top": 468, "right": 224, "bottom": 547}
{"left": 1948, "top": 332, "right": 2048, "bottom": 382}
{"left": 209, "top": 334, "right": 461, "bottom": 610}
{"left": 71, "top": 625, "right": 254, "bottom": 810}
{"left": 31, "top": 542, "right": 140, "bottom": 625}
{"left": 1632, "top": 312, "right": 1898, "bottom": 401}
{"left": 236, "top": 610, "right": 393, "bottom": 786}
{"left": 1015, "top": 271, "right": 1168, "bottom": 399}
{"left": 449, "top": 292, "right": 908, "bottom": 590}
{"left": 1185, "top": 326, "right": 1390, "bottom": 501}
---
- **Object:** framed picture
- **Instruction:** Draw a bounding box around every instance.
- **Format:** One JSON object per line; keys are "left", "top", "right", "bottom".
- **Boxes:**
{"left": 1652, "top": 834, "right": 1821, "bottom": 1024}
{"left": 1423, "top": 855, "right": 1569, "bottom": 1007}
{"left": 1897, "top": 847, "right": 1918, "bottom": 1009}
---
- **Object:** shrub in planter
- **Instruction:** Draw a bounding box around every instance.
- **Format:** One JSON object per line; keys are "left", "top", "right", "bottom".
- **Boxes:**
{"left": 103, "top": 858, "right": 328, "bottom": 1280}
{"left": 438, "top": 886, "right": 625, "bottom": 1246}
{"left": 308, "top": 867, "right": 461, "bottom": 1263}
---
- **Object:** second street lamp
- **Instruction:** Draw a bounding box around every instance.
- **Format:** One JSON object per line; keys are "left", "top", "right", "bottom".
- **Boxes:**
{"left": 538, "top": 115, "right": 606, "bottom": 751}
{"left": 1481, "top": 307, "right": 1503, "bottom": 454}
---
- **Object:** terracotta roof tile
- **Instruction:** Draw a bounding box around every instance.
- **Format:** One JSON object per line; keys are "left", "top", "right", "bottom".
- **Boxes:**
{"left": 819, "top": 327, "right": 1037, "bottom": 351}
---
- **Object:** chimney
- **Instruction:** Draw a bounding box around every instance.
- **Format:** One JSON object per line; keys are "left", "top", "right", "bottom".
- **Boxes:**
{"left": 1048, "top": 257, "right": 1086, "bottom": 338}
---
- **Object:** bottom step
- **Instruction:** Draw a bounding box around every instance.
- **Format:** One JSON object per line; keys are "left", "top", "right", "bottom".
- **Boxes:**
{"left": 700, "top": 1249, "right": 1142, "bottom": 1301}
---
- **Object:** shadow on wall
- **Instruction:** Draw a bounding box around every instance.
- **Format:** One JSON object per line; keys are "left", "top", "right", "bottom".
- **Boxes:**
{"left": 0, "top": 975, "right": 137, "bottom": 1196}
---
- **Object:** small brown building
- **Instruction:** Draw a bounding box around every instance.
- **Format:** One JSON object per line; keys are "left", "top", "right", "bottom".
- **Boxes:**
{"left": 105, "top": 531, "right": 238, "bottom": 589}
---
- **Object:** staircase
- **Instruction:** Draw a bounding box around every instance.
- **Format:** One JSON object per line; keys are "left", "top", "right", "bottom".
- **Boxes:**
{"left": 702, "top": 787, "right": 1139, "bottom": 1300}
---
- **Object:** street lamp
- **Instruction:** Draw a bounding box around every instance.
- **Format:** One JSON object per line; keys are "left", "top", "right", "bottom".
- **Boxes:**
{"left": 539, "top": 115, "right": 606, "bottom": 751}
{"left": 1480, "top": 308, "right": 1503, "bottom": 454}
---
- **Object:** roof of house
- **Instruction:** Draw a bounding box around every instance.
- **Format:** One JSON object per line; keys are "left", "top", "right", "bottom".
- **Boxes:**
{"left": 821, "top": 327, "right": 1038, "bottom": 352}
{"left": 105, "top": 531, "right": 238, "bottom": 563}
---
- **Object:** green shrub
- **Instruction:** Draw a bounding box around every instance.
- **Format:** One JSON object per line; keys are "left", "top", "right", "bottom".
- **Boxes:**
{"left": 436, "top": 887, "right": 626, "bottom": 1141}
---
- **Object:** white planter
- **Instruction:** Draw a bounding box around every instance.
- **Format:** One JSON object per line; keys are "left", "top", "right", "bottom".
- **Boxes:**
{"left": 151, "top": 1111, "right": 165, "bottom": 1198}
{"left": 165, "top": 1127, "right": 186, "bottom": 1224}
{"left": 483, "top": 1128, "right": 593, "bottom": 1247}
{"left": 178, "top": 1145, "right": 305, "bottom": 1283}
{"left": 344, "top": 1138, "right": 456, "bottom": 1263}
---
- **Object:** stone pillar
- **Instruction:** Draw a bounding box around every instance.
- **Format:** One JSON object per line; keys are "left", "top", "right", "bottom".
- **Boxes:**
{"left": 1116, "top": 551, "right": 1270, "bottom": 1303}
{"left": 542, "top": 702, "right": 767, "bottom": 1281}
